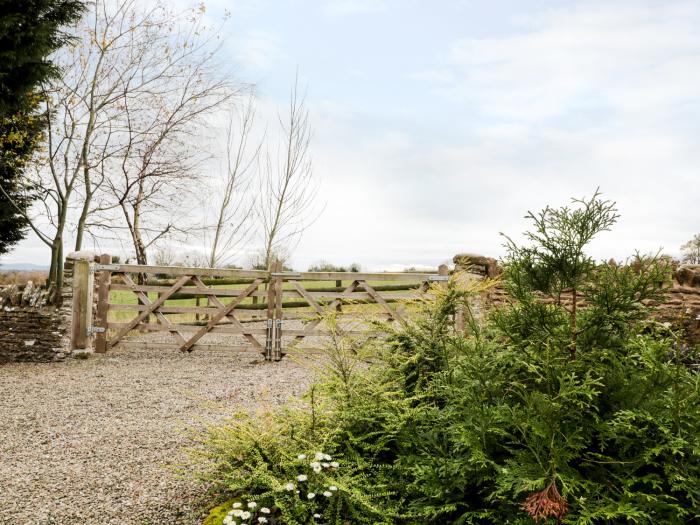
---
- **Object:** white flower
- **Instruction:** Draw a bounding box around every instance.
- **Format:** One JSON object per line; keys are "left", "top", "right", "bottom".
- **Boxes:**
{"left": 310, "top": 461, "right": 321, "bottom": 469}
{"left": 307, "top": 492, "right": 316, "bottom": 499}
{"left": 232, "top": 502, "right": 242, "bottom": 509}
{"left": 223, "top": 517, "right": 233, "bottom": 525}
{"left": 314, "top": 452, "right": 325, "bottom": 460}
{"left": 260, "top": 507, "right": 271, "bottom": 514}
{"left": 323, "top": 491, "right": 332, "bottom": 497}
{"left": 248, "top": 502, "right": 257, "bottom": 509}
{"left": 284, "top": 482, "right": 295, "bottom": 491}
{"left": 298, "top": 453, "right": 307, "bottom": 459}
{"left": 240, "top": 511, "right": 251, "bottom": 520}
{"left": 313, "top": 514, "right": 321, "bottom": 519}
{"left": 258, "top": 518, "right": 268, "bottom": 524}
{"left": 233, "top": 510, "right": 243, "bottom": 517}
{"left": 323, "top": 453, "right": 332, "bottom": 461}
{"left": 329, "top": 485, "right": 338, "bottom": 491}
{"left": 322, "top": 462, "right": 330, "bottom": 468}
{"left": 297, "top": 474, "right": 308, "bottom": 482}
{"left": 312, "top": 465, "right": 322, "bottom": 473}
{"left": 330, "top": 461, "right": 339, "bottom": 468}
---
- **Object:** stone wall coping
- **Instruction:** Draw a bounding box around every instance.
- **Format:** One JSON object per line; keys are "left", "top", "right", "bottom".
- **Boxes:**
{"left": 65, "top": 251, "right": 98, "bottom": 261}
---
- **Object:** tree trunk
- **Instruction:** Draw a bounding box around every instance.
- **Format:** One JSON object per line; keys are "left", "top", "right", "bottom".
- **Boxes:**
{"left": 570, "top": 288, "right": 577, "bottom": 359}
{"left": 48, "top": 240, "right": 59, "bottom": 288}
{"left": 74, "top": 198, "right": 89, "bottom": 251}
{"left": 56, "top": 241, "right": 64, "bottom": 291}
{"left": 47, "top": 237, "right": 64, "bottom": 304}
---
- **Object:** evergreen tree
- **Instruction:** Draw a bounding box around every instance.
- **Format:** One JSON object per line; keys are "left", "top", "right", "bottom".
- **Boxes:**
{"left": 0, "top": 0, "right": 84, "bottom": 256}
{"left": 194, "top": 192, "right": 699, "bottom": 525}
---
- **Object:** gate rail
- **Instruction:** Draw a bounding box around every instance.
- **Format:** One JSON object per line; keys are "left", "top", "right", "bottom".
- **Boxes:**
{"left": 71, "top": 255, "right": 449, "bottom": 360}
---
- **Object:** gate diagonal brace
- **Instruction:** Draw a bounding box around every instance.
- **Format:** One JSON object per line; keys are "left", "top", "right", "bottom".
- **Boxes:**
{"left": 189, "top": 276, "right": 264, "bottom": 351}
{"left": 286, "top": 280, "right": 360, "bottom": 347}
{"left": 179, "top": 278, "right": 263, "bottom": 352}
{"left": 108, "top": 274, "right": 191, "bottom": 349}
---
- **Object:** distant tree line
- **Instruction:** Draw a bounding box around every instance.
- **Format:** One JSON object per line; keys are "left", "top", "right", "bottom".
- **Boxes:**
{"left": 307, "top": 260, "right": 361, "bottom": 273}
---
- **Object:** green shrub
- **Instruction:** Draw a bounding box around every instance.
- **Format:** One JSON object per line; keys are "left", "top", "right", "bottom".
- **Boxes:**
{"left": 191, "top": 401, "right": 395, "bottom": 525}
{"left": 195, "top": 192, "right": 699, "bottom": 524}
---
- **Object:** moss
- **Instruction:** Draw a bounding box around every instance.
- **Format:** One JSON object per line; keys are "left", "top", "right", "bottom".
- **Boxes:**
{"left": 202, "top": 499, "right": 236, "bottom": 525}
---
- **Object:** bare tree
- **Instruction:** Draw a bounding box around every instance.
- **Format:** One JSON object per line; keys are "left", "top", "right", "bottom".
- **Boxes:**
{"left": 681, "top": 234, "right": 700, "bottom": 264}
{"left": 88, "top": 1, "right": 233, "bottom": 266}
{"left": 202, "top": 93, "right": 260, "bottom": 268}
{"left": 7, "top": 0, "right": 235, "bottom": 289}
{"left": 259, "top": 75, "right": 320, "bottom": 269}
{"left": 97, "top": 58, "right": 232, "bottom": 266}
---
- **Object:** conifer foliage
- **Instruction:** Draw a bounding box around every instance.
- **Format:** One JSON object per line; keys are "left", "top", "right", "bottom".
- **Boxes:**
{"left": 0, "top": 0, "right": 84, "bottom": 255}
{"left": 199, "top": 193, "right": 699, "bottom": 524}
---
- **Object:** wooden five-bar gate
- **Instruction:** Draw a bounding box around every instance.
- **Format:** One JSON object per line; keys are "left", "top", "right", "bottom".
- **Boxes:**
{"left": 70, "top": 255, "right": 449, "bottom": 360}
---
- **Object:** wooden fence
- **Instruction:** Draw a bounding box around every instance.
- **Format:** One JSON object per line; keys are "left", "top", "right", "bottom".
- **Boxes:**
{"left": 70, "top": 255, "right": 449, "bottom": 360}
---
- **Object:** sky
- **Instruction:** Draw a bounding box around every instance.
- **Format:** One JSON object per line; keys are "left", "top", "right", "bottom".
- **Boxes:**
{"left": 6, "top": 0, "right": 700, "bottom": 270}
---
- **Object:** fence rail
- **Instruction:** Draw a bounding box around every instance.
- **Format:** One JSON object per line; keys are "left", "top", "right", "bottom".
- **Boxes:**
{"left": 71, "top": 256, "right": 449, "bottom": 360}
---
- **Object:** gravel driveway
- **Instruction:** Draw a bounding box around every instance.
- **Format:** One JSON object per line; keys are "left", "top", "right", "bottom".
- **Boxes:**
{"left": 0, "top": 345, "right": 317, "bottom": 525}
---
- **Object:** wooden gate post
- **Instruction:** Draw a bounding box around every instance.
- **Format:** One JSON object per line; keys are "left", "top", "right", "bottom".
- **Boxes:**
{"left": 71, "top": 258, "right": 94, "bottom": 351}
{"left": 273, "top": 261, "right": 283, "bottom": 361}
{"left": 265, "top": 262, "right": 280, "bottom": 361}
{"left": 94, "top": 254, "right": 111, "bottom": 353}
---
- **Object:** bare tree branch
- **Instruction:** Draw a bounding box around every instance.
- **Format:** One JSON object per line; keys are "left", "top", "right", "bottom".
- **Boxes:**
{"left": 258, "top": 73, "right": 322, "bottom": 269}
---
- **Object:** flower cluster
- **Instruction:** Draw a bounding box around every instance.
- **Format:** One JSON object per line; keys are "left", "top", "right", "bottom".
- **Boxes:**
{"left": 278, "top": 451, "right": 340, "bottom": 522}
{"left": 219, "top": 451, "right": 341, "bottom": 525}
{"left": 223, "top": 500, "right": 271, "bottom": 525}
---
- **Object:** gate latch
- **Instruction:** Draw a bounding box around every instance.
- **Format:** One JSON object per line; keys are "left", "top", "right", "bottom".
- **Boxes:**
{"left": 94, "top": 263, "right": 121, "bottom": 272}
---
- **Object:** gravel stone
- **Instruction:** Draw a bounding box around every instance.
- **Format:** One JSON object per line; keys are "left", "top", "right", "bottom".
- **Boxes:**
{"left": 0, "top": 344, "right": 317, "bottom": 524}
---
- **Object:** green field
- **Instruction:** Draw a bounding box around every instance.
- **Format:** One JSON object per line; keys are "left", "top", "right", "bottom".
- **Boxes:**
{"left": 107, "top": 279, "right": 425, "bottom": 325}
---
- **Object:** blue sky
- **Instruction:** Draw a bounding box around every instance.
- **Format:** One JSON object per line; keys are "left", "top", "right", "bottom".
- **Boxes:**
{"left": 8, "top": 0, "right": 700, "bottom": 270}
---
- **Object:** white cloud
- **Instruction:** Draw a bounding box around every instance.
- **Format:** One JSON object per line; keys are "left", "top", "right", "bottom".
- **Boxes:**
{"left": 322, "top": 0, "right": 387, "bottom": 16}
{"left": 230, "top": 30, "right": 282, "bottom": 73}
{"left": 420, "top": 1, "right": 700, "bottom": 122}
{"left": 6, "top": 1, "right": 699, "bottom": 270}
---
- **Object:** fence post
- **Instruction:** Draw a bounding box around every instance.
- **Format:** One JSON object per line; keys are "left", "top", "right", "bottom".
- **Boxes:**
{"left": 274, "top": 261, "right": 284, "bottom": 361}
{"left": 335, "top": 279, "right": 342, "bottom": 311}
{"left": 441, "top": 262, "right": 464, "bottom": 333}
{"left": 71, "top": 258, "right": 94, "bottom": 352}
{"left": 265, "top": 262, "right": 278, "bottom": 361}
{"left": 94, "top": 254, "right": 111, "bottom": 353}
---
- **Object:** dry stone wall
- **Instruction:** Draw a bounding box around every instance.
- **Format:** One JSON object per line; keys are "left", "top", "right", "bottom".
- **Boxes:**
{"left": 0, "top": 307, "right": 69, "bottom": 363}
{"left": 0, "top": 252, "right": 98, "bottom": 363}
{"left": 454, "top": 254, "right": 700, "bottom": 347}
